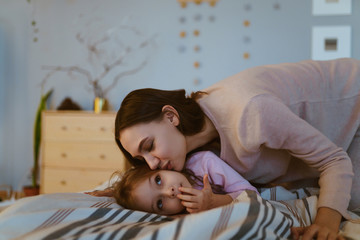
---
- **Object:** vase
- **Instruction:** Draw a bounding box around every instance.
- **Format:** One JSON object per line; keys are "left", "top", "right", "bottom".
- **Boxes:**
{"left": 94, "top": 97, "right": 108, "bottom": 113}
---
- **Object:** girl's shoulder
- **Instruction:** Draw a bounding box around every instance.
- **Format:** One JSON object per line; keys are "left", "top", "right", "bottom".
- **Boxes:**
{"left": 186, "top": 151, "right": 220, "bottom": 176}
{"left": 188, "top": 150, "right": 218, "bottom": 160}
{"left": 187, "top": 151, "right": 220, "bottom": 168}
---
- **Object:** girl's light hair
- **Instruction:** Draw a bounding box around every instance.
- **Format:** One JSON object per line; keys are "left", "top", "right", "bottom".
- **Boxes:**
{"left": 112, "top": 164, "right": 156, "bottom": 210}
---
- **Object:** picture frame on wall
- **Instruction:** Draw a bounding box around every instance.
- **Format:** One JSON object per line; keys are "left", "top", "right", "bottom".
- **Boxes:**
{"left": 311, "top": 26, "right": 351, "bottom": 60}
{"left": 312, "top": 0, "right": 352, "bottom": 15}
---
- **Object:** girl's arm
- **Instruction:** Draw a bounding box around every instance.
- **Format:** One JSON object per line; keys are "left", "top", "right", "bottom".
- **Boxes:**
{"left": 177, "top": 174, "right": 233, "bottom": 213}
{"left": 180, "top": 151, "right": 258, "bottom": 212}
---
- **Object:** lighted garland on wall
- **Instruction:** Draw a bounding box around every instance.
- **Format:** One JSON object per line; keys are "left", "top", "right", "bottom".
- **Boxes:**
{"left": 243, "top": 3, "right": 251, "bottom": 60}
{"left": 177, "top": 0, "right": 218, "bottom": 86}
{"left": 177, "top": 0, "right": 218, "bottom": 8}
{"left": 27, "top": 0, "right": 39, "bottom": 42}
{"left": 177, "top": 0, "right": 283, "bottom": 86}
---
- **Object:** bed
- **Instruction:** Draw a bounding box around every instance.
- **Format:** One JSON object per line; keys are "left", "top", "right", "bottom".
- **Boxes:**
{"left": 0, "top": 187, "right": 359, "bottom": 240}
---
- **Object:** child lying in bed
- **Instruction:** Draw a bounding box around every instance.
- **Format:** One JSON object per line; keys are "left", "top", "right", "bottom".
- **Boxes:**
{"left": 110, "top": 151, "right": 259, "bottom": 215}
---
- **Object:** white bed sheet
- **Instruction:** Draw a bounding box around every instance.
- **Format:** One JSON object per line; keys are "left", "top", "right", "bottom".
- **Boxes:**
{"left": 0, "top": 187, "right": 359, "bottom": 240}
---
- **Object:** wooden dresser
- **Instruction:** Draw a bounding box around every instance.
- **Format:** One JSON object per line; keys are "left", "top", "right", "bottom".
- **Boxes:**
{"left": 40, "top": 111, "right": 129, "bottom": 194}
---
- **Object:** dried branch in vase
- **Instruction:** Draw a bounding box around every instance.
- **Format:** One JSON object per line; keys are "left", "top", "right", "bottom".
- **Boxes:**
{"left": 41, "top": 24, "right": 156, "bottom": 99}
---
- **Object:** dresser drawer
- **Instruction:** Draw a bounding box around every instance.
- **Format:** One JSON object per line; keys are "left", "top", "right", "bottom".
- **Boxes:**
{"left": 41, "top": 167, "right": 116, "bottom": 193}
{"left": 42, "top": 141, "right": 126, "bottom": 170}
{"left": 42, "top": 111, "right": 116, "bottom": 141}
{"left": 40, "top": 111, "right": 130, "bottom": 194}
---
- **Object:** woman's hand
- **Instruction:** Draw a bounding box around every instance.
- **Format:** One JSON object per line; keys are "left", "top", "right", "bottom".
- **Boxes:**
{"left": 177, "top": 174, "right": 233, "bottom": 213}
{"left": 291, "top": 227, "right": 345, "bottom": 240}
{"left": 291, "top": 207, "right": 344, "bottom": 240}
{"left": 177, "top": 174, "right": 214, "bottom": 213}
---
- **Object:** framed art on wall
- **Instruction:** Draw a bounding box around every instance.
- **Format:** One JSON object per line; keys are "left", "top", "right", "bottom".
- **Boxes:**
{"left": 312, "top": 0, "right": 352, "bottom": 15}
{"left": 311, "top": 26, "right": 351, "bottom": 60}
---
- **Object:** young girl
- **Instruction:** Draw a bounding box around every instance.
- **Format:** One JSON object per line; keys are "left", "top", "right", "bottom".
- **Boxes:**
{"left": 112, "top": 151, "right": 259, "bottom": 215}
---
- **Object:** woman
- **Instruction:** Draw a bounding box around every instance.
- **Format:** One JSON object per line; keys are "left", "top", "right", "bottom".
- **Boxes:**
{"left": 115, "top": 58, "right": 360, "bottom": 240}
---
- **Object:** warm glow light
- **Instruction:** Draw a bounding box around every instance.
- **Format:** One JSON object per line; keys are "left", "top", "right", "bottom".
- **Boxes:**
{"left": 177, "top": 0, "right": 219, "bottom": 7}
{"left": 180, "top": 31, "right": 186, "bottom": 38}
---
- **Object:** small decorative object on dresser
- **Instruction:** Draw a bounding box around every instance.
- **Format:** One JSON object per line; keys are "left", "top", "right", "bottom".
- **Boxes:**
{"left": 40, "top": 111, "right": 129, "bottom": 193}
{"left": 94, "top": 97, "right": 108, "bottom": 113}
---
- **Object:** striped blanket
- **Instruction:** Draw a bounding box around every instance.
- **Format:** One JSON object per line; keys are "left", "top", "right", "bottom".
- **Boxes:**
{"left": 0, "top": 187, "right": 359, "bottom": 240}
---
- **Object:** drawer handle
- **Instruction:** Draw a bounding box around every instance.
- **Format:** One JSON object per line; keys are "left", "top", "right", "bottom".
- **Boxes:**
{"left": 61, "top": 153, "right": 67, "bottom": 158}
{"left": 61, "top": 126, "right": 67, "bottom": 131}
{"left": 100, "top": 154, "right": 106, "bottom": 159}
{"left": 60, "top": 180, "right": 67, "bottom": 186}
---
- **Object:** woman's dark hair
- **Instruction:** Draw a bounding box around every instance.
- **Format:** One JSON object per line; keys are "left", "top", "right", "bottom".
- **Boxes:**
{"left": 115, "top": 88, "right": 206, "bottom": 166}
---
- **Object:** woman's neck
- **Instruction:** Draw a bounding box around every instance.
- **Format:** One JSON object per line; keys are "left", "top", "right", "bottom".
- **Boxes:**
{"left": 185, "top": 116, "right": 219, "bottom": 153}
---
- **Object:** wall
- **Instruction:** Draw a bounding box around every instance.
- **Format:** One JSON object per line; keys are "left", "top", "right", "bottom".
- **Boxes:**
{"left": 0, "top": 0, "right": 359, "bottom": 191}
{"left": 0, "top": 1, "right": 31, "bottom": 190}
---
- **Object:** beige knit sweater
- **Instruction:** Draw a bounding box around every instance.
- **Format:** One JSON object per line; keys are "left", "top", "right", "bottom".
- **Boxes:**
{"left": 198, "top": 58, "right": 360, "bottom": 218}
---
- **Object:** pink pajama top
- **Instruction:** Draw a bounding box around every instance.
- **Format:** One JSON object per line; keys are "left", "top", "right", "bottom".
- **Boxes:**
{"left": 186, "top": 151, "right": 259, "bottom": 199}
{"left": 197, "top": 58, "right": 360, "bottom": 218}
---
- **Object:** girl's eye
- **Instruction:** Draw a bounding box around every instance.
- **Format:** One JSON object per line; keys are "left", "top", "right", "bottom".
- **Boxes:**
{"left": 148, "top": 141, "right": 154, "bottom": 151}
{"left": 155, "top": 175, "right": 161, "bottom": 185}
{"left": 157, "top": 199, "right": 163, "bottom": 209}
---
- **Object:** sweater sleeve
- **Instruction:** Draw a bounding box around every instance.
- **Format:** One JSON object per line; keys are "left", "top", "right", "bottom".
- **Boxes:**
{"left": 203, "top": 151, "right": 259, "bottom": 200}
{"left": 239, "top": 94, "right": 354, "bottom": 218}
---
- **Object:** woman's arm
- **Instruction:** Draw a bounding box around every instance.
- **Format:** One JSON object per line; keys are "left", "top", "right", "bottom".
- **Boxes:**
{"left": 291, "top": 207, "right": 343, "bottom": 240}
{"left": 243, "top": 97, "right": 353, "bottom": 238}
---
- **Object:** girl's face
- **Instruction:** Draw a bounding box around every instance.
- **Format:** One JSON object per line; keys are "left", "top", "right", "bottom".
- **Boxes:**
{"left": 120, "top": 113, "right": 187, "bottom": 171}
{"left": 132, "top": 170, "right": 192, "bottom": 215}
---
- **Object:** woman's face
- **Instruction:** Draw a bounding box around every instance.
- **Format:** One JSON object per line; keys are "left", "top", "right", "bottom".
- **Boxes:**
{"left": 120, "top": 113, "right": 187, "bottom": 171}
{"left": 132, "top": 170, "right": 191, "bottom": 215}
